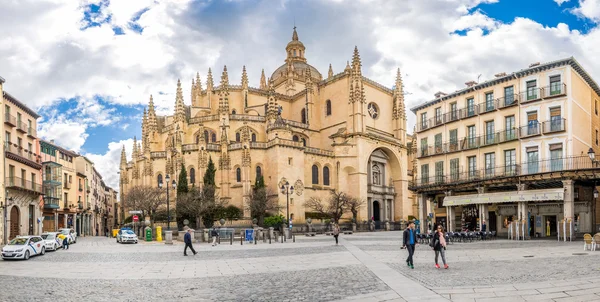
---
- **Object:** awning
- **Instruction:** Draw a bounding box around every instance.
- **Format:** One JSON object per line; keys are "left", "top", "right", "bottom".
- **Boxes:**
{"left": 443, "top": 188, "right": 564, "bottom": 206}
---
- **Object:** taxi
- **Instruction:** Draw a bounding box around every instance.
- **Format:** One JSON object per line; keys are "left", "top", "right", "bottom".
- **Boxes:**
{"left": 41, "top": 232, "right": 62, "bottom": 251}
{"left": 2, "top": 236, "right": 46, "bottom": 260}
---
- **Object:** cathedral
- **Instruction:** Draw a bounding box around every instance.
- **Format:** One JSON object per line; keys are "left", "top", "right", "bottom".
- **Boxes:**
{"left": 119, "top": 28, "right": 410, "bottom": 224}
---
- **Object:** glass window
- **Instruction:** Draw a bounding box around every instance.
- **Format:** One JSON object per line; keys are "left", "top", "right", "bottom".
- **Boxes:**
{"left": 468, "top": 156, "right": 477, "bottom": 179}
{"left": 505, "top": 116, "right": 516, "bottom": 140}
{"left": 449, "top": 129, "right": 458, "bottom": 151}
{"left": 326, "top": 100, "right": 332, "bottom": 116}
{"left": 450, "top": 158, "right": 459, "bottom": 181}
{"left": 420, "top": 138, "right": 428, "bottom": 156}
{"left": 435, "top": 107, "right": 442, "bottom": 124}
{"left": 204, "top": 130, "right": 209, "bottom": 143}
{"left": 526, "top": 80, "right": 537, "bottom": 100}
{"left": 467, "top": 125, "right": 476, "bottom": 149}
{"left": 251, "top": 133, "right": 256, "bottom": 142}
{"left": 311, "top": 165, "right": 318, "bottom": 184}
{"left": 450, "top": 103, "right": 458, "bottom": 120}
{"left": 504, "top": 149, "right": 516, "bottom": 175}
{"left": 434, "top": 134, "right": 442, "bottom": 153}
{"left": 323, "top": 166, "right": 330, "bottom": 186}
{"left": 484, "top": 153, "right": 495, "bottom": 177}
{"left": 293, "top": 135, "right": 299, "bottom": 142}
{"left": 504, "top": 86, "right": 514, "bottom": 106}
{"left": 485, "top": 121, "right": 495, "bottom": 144}
{"left": 550, "top": 107, "right": 562, "bottom": 131}
{"left": 485, "top": 92, "right": 494, "bottom": 111}
{"left": 211, "top": 133, "right": 216, "bottom": 142}
{"left": 190, "top": 168, "right": 195, "bottom": 184}
{"left": 550, "top": 75, "right": 562, "bottom": 95}
{"left": 550, "top": 145, "right": 563, "bottom": 171}
{"left": 467, "top": 98, "right": 475, "bottom": 116}
{"left": 236, "top": 168, "right": 241, "bottom": 182}
{"left": 527, "top": 112, "right": 538, "bottom": 135}
{"left": 235, "top": 133, "right": 240, "bottom": 142}
{"left": 527, "top": 150, "right": 539, "bottom": 174}
{"left": 435, "top": 161, "right": 444, "bottom": 183}
{"left": 420, "top": 112, "right": 427, "bottom": 129}
{"left": 420, "top": 164, "right": 429, "bottom": 184}
{"left": 157, "top": 174, "right": 163, "bottom": 186}
{"left": 256, "top": 166, "right": 262, "bottom": 180}
{"left": 301, "top": 108, "right": 306, "bottom": 124}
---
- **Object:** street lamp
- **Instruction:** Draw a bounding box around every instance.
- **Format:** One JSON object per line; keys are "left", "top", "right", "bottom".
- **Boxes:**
{"left": 588, "top": 148, "right": 595, "bottom": 165}
{"left": 159, "top": 174, "right": 177, "bottom": 230}
{"left": 280, "top": 181, "right": 294, "bottom": 237}
{"left": 594, "top": 187, "right": 599, "bottom": 199}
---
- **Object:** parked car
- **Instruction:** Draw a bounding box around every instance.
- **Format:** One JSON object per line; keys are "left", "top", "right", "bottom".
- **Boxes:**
{"left": 2, "top": 236, "right": 46, "bottom": 260}
{"left": 116, "top": 229, "right": 138, "bottom": 244}
{"left": 58, "top": 228, "right": 77, "bottom": 244}
{"left": 41, "top": 232, "right": 62, "bottom": 251}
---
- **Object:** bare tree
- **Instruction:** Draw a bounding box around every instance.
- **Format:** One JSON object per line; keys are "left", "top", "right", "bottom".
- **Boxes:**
{"left": 304, "top": 190, "right": 356, "bottom": 223}
{"left": 177, "top": 185, "right": 226, "bottom": 228}
{"left": 347, "top": 197, "right": 366, "bottom": 222}
{"left": 123, "top": 185, "right": 165, "bottom": 227}
{"left": 246, "top": 186, "right": 281, "bottom": 226}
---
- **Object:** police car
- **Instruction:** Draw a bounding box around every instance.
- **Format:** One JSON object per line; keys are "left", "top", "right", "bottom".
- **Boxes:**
{"left": 116, "top": 229, "right": 138, "bottom": 244}
{"left": 41, "top": 232, "right": 63, "bottom": 251}
{"left": 1, "top": 236, "right": 46, "bottom": 260}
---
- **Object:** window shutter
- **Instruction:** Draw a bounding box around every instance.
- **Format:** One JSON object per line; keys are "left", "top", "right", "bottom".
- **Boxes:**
{"left": 526, "top": 146, "right": 538, "bottom": 152}
{"left": 550, "top": 107, "right": 561, "bottom": 117}
{"left": 550, "top": 75, "right": 560, "bottom": 82}
{"left": 549, "top": 143, "right": 563, "bottom": 151}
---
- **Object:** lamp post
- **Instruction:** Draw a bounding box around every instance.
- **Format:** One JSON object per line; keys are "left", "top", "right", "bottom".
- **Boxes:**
{"left": 2, "top": 197, "right": 14, "bottom": 245}
{"left": 589, "top": 148, "right": 598, "bottom": 232}
{"left": 588, "top": 148, "right": 596, "bottom": 166}
{"left": 280, "top": 181, "right": 294, "bottom": 237}
{"left": 159, "top": 175, "right": 177, "bottom": 230}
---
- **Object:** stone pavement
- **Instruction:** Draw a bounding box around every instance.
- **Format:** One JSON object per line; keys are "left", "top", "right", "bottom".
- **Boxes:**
{"left": 0, "top": 232, "right": 599, "bottom": 301}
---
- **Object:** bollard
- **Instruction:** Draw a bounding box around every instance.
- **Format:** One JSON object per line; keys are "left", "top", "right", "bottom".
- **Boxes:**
{"left": 284, "top": 233, "right": 287, "bottom": 242}
{"left": 293, "top": 234, "right": 295, "bottom": 243}
{"left": 241, "top": 232, "right": 243, "bottom": 245}
{"left": 263, "top": 231, "right": 266, "bottom": 243}
{"left": 218, "top": 235, "right": 221, "bottom": 245}
{"left": 254, "top": 234, "right": 257, "bottom": 245}
{"left": 281, "top": 233, "right": 284, "bottom": 243}
{"left": 230, "top": 233, "right": 233, "bottom": 245}
{"left": 269, "top": 233, "right": 272, "bottom": 244}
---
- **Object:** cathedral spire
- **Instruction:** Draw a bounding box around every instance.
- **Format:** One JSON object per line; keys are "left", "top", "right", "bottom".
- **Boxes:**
{"left": 393, "top": 68, "right": 406, "bottom": 120}
{"left": 328, "top": 64, "right": 334, "bottom": 79}
{"left": 260, "top": 69, "right": 267, "bottom": 90}
{"left": 345, "top": 60, "right": 351, "bottom": 73}
{"left": 120, "top": 144, "right": 127, "bottom": 168}
{"left": 132, "top": 136, "right": 139, "bottom": 159}
{"left": 174, "top": 79, "right": 186, "bottom": 123}
{"left": 142, "top": 107, "right": 147, "bottom": 143}
{"left": 191, "top": 78, "right": 196, "bottom": 104}
{"left": 305, "top": 66, "right": 313, "bottom": 93}
{"left": 266, "top": 79, "right": 279, "bottom": 122}
{"left": 207, "top": 68, "right": 214, "bottom": 92}
{"left": 351, "top": 46, "right": 362, "bottom": 77}
{"left": 147, "top": 95, "right": 158, "bottom": 134}
{"left": 292, "top": 26, "right": 299, "bottom": 41}
{"left": 196, "top": 72, "right": 202, "bottom": 91}
{"left": 241, "top": 65, "right": 248, "bottom": 90}
{"left": 218, "top": 66, "right": 230, "bottom": 114}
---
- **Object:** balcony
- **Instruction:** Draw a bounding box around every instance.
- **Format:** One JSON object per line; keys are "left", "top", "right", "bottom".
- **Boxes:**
{"left": 542, "top": 83, "right": 567, "bottom": 98}
{"left": 417, "top": 121, "right": 429, "bottom": 132}
{"left": 6, "top": 176, "right": 43, "bottom": 193}
{"left": 543, "top": 118, "right": 566, "bottom": 134}
{"left": 4, "top": 113, "right": 16, "bottom": 127}
{"left": 497, "top": 94, "right": 519, "bottom": 109}
{"left": 79, "top": 186, "right": 83, "bottom": 192}
{"left": 27, "top": 127, "right": 37, "bottom": 138}
{"left": 64, "top": 181, "right": 72, "bottom": 190}
{"left": 460, "top": 136, "right": 480, "bottom": 150}
{"left": 519, "top": 123, "right": 541, "bottom": 138}
{"left": 498, "top": 129, "right": 518, "bottom": 143}
{"left": 410, "top": 155, "right": 592, "bottom": 189}
{"left": 521, "top": 87, "right": 542, "bottom": 104}
{"left": 459, "top": 106, "right": 479, "bottom": 119}
{"left": 478, "top": 100, "right": 497, "bottom": 114}
{"left": 43, "top": 197, "right": 60, "bottom": 209}
{"left": 417, "top": 129, "right": 519, "bottom": 159}
{"left": 444, "top": 111, "right": 459, "bottom": 123}
{"left": 16, "top": 121, "right": 27, "bottom": 133}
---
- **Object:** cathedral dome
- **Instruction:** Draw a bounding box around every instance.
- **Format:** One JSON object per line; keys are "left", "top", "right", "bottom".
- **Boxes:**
{"left": 270, "top": 27, "right": 323, "bottom": 85}
{"left": 270, "top": 61, "right": 322, "bottom": 83}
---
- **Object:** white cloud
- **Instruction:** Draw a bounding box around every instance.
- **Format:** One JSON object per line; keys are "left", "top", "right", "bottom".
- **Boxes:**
{"left": 38, "top": 120, "right": 89, "bottom": 153}
{"left": 555, "top": 0, "right": 571, "bottom": 5}
{"left": 85, "top": 139, "right": 134, "bottom": 190}
{"left": 572, "top": 0, "right": 600, "bottom": 22}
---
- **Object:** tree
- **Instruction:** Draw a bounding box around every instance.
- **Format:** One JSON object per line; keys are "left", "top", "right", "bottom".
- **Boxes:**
{"left": 177, "top": 163, "right": 188, "bottom": 196}
{"left": 247, "top": 179, "right": 280, "bottom": 226}
{"left": 177, "top": 186, "right": 225, "bottom": 229}
{"left": 347, "top": 197, "right": 366, "bottom": 222}
{"left": 203, "top": 157, "right": 216, "bottom": 185}
{"left": 223, "top": 205, "right": 243, "bottom": 222}
{"left": 304, "top": 190, "right": 356, "bottom": 223}
{"left": 122, "top": 185, "right": 164, "bottom": 228}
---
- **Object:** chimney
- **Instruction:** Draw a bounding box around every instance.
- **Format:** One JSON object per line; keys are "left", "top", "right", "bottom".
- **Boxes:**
{"left": 434, "top": 91, "right": 447, "bottom": 99}
{"left": 465, "top": 81, "right": 477, "bottom": 87}
{"left": 529, "top": 62, "right": 540, "bottom": 68}
{"left": 50, "top": 139, "right": 55, "bottom": 144}
{"left": 494, "top": 72, "right": 507, "bottom": 78}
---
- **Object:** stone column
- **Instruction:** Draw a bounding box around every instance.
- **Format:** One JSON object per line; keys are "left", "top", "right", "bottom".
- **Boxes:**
{"left": 54, "top": 213, "right": 58, "bottom": 231}
{"left": 390, "top": 199, "right": 395, "bottom": 222}
{"left": 417, "top": 194, "right": 426, "bottom": 233}
{"left": 563, "top": 180, "right": 574, "bottom": 221}
{"left": 382, "top": 199, "right": 387, "bottom": 222}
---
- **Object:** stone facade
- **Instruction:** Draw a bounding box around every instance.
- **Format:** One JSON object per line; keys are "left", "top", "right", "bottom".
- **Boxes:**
{"left": 119, "top": 28, "right": 411, "bottom": 224}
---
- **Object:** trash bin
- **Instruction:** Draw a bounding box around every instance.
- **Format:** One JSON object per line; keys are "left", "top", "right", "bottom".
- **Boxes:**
{"left": 156, "top": 226, "right": 162, "bottom": 242}
{"left": 145, "top": 227, "right": 152, "bottom": 242}
{"left": 112, "top": 229, "right": 119, "bottom": 238}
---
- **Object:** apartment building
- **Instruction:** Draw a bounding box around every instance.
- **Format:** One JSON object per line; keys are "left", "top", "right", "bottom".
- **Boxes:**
{"left": 75, "top": 155, "right": 94, "bottom": 235}
{"left": 410, "top": 58, "right": 600, "bottom": 237}
{"left": 3, "top": 89, "right": 43, "bottom": 240}
{"left": 40, "top": 140, "right": 81, "bottom": 234}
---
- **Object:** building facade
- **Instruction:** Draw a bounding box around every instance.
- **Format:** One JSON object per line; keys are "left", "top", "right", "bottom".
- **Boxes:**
{"left": 2, "top": 90, "right": 43, "bottom": 240}
{"left": 410, "top": 58, "right": 600, "bottom": 237}
{"left": 120, "top": 28, "right": 411, "bottom": 225}
{"left": 40, "top": 140, "right": 81, "bottom": 234}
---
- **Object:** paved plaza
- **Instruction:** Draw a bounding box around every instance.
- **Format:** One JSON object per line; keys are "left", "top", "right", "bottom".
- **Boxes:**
{"left": 1, "top": 232, "right": 599, "bottom": 302}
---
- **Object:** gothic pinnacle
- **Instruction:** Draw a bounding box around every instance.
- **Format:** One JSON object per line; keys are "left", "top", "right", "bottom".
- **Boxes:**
{"left": 120, "top": 144, "right": 127, "bottom": 167}
{"left": 207, "top": 68, "right": 214, "bottom": 91}
{"left": 328, "top": 64, "right": 333, "bottom": 79}
{"left": 260, "top": 69, "right": 267, "bottom": 90}
{"left": 241, "top": 65, "right": 248, "bottom": 89}
{"left": 220, "top": 65, "right": 229, "bottom": 90}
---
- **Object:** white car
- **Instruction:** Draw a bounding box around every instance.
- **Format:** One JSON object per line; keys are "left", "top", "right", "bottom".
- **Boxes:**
{"left": 2, "top": 236, "right": 46, "bottom": 260}
{"left": 58, "top": 228, "right": 77, "bottom": 244}
{"left": 116, "top": 229, "right": 138, "bottom": 244}
{"left": 41, "top": 232, "right": 62, "bottom": 251}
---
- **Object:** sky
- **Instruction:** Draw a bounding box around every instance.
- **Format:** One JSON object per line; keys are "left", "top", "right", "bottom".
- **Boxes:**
{"left": 1, "top": 0, "right": 600, "bottom": 190}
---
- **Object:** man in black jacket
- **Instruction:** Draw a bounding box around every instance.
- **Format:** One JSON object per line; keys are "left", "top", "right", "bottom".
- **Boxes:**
{"left": 184, "top": 229, "right": 197, "bottom": 256}
{"left": 402, "top": 221, "right": 417, "bottom": 269}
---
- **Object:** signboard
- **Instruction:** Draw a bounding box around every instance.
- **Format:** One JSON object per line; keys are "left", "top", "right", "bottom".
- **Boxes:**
{"left": 245, "top": 229, "right": 254, "bottom": 242}
{"left": 129, "top": 210, "right": 142, "bottom": 214}
{"left": 133, "top": 215, "right": 139, "bottom": 222}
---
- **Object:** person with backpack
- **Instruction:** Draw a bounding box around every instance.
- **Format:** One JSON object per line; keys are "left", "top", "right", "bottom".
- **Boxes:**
{"left": 430, "top": 225, "right": 448, "bottom": 269}
{"left": 402, "top": 221, "right": 417, "bottom": 269}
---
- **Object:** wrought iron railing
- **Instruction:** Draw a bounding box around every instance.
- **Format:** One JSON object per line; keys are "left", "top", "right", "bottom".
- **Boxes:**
{"left": 6, "top": 176, "right": 43, "bottom": 193}
{"left": 497, "top": 94, "right": 519, "bottom": 109}
{"left": 543, "top": 118, "right": 566, "bottom": 134}
{"left": 4, "top": 113, "right": 16, "bottom": 126}
{"left": 519, "top": 123, "right": 541, "bottom": 138}
{"left": 542, "top": 83, "right": 567, "bottom": 98}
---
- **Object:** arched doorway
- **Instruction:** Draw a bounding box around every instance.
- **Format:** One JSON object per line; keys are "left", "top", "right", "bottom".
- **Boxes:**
{"left": 10, "top": 206, "right": 20, "bottom": 239}
{"left": 366, "top": 147, "right": 403, "bottom": 223}
{"left": 373, "top": 200, "right": 381, "bottom": 222}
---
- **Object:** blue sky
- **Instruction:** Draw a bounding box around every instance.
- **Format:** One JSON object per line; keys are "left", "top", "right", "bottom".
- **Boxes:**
{"left": 1, "top": 0, "right": 600, "bottom": 189}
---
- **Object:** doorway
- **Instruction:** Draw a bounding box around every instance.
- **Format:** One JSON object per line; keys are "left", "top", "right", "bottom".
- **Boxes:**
{"left": 9, "top": 206, "right": 20, "bottom": 239}
{"left": 373, "top": 200, "right": 381, "bottom": 229}
{"left": 28, "top": 205, "right": 34, "bottom": 235}
{"left": 488, "top": 211, "right": 497, "bottom": 232}
{"left": 545, "top": 215, "right": 557, "bottom": 237}
{"left": 529, "top": 215, "right": 535, "bottom": 237}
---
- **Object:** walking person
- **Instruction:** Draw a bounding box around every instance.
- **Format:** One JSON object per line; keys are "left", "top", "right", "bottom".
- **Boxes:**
{"left": 183, "top": 229, "right": 197, "bottom": 256}
{"left": 211, "top": 227, "right": 219, "bottom": 247}
{"left": 431, "top": 225, "right": 448, "bottom": 269}
{"left": 62, "top": 234, "right": 69, "bottom": 250}
{"left": 332, "top": 222, "right": 340, "bottom": 245}
{"left": 402, "top": 221, "right": 417, "bottom": 269}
